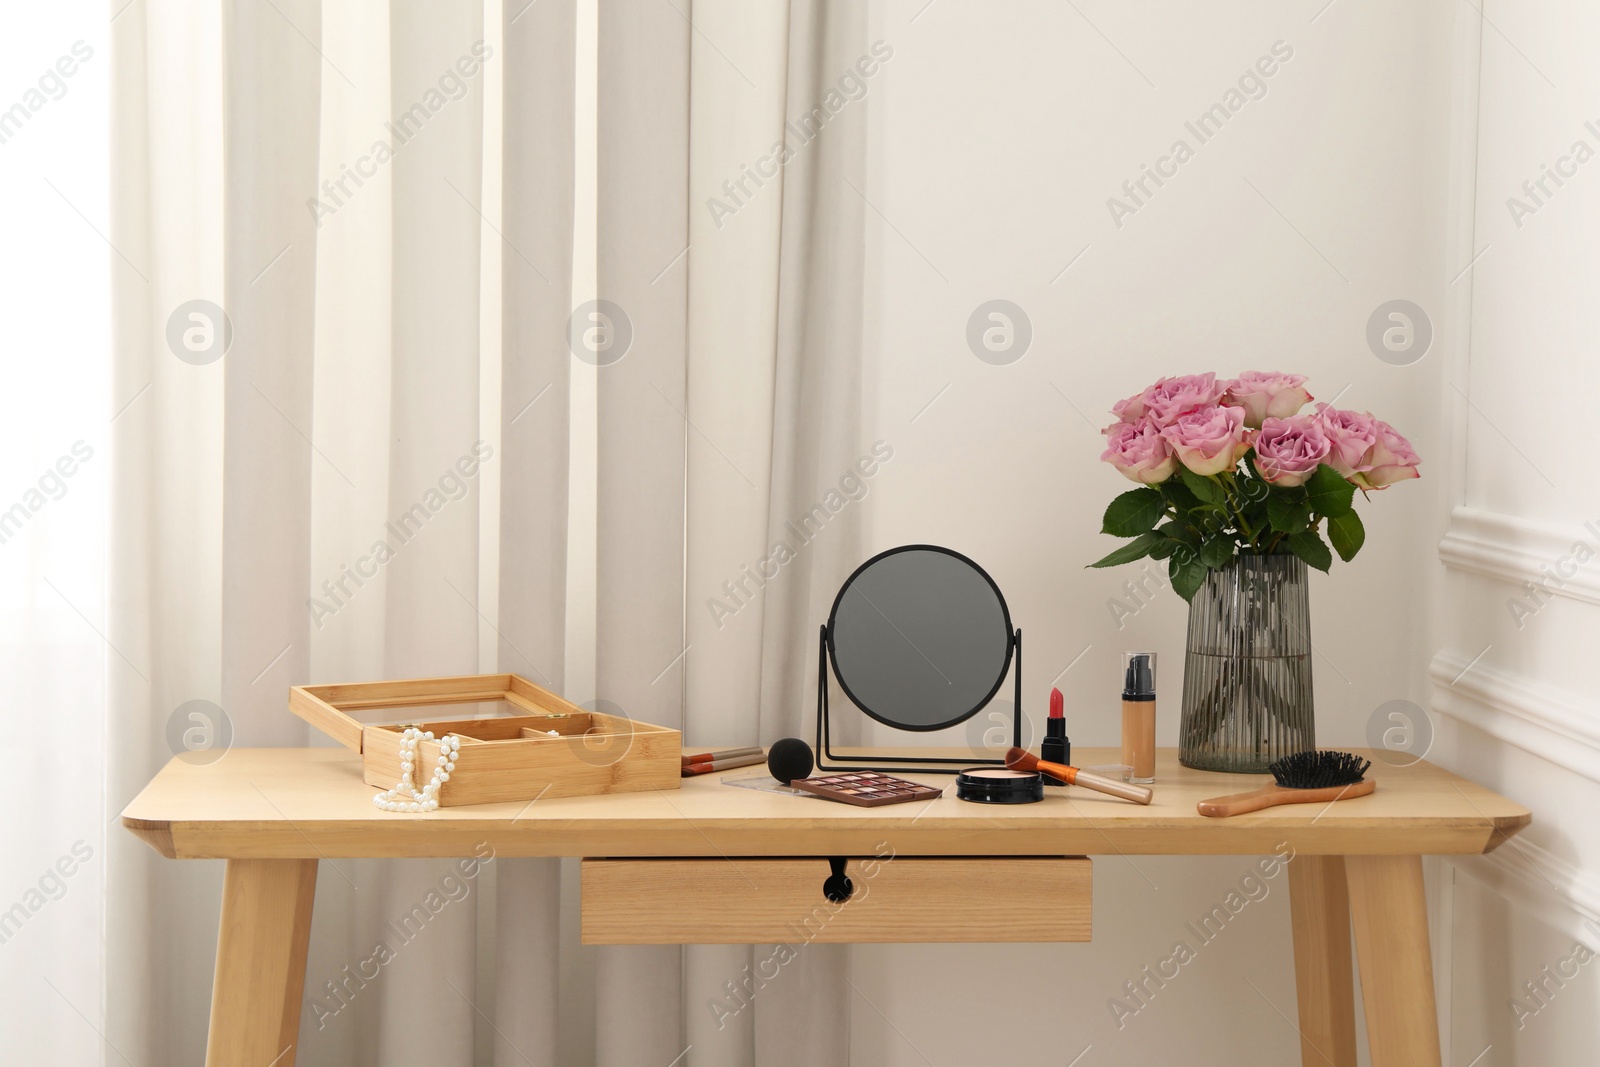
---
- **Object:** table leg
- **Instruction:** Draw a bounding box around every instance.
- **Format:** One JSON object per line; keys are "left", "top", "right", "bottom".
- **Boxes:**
{"left": 206, "top": 858, "right": 318, "bottom": 1067}
{"left": 1346, "top": 855, "right": 1442, "bottom": 1067}
{"left": 1288, "top": 855, "right": 1358, "bottom": 1067}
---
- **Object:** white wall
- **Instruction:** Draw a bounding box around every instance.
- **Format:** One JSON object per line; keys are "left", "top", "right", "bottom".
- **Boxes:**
{"left": 847, "top": 1, "right": 1464, "bottom": 1063}
{"left": 1432, "top": 0, "right": 1600, "bottom": 1062}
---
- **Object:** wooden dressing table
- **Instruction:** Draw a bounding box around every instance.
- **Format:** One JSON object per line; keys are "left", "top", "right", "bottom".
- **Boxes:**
{"left": 122, "top": 746, "right": 1530, "bottom": 1067}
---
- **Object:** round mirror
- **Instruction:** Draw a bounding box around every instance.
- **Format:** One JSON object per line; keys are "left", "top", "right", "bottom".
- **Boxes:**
{"left": 827, "top": 545, "right": 1013, "bottom": 732}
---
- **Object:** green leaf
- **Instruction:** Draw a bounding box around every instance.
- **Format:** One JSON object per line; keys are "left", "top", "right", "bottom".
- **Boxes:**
{"left": 1149, "top": 538, "right": 1177, "bottom": 560}
{"left": 1102, "top": 488, "right": 1165, "bottom": 537}
{"left": 1089, "top": 532, "right": 1163, "bottom": 568}
{"left": 1235, "top": 468, "right": 1272, "bottom": 507}
{"left": 1242, "top": 502, "right": 1271, "bottom": 543}
{"left": 1160, "top": 478, "right": 1201, "bottom": 512}
{"left": 1157, "top": 522, "right": 1199, "bottom": 562}
{"left": 1169, "top": 552, "right": 1208, "bottom": 601}
{"left": 1157, "top": 519, "right": 1191, "bottom": 542}
{"left": 1180, "top": 468, "right": 1221, "bottom": 504}
{"left": 1305, "top": 464, "right": 1356, "bottom": 518}
{"left": 1198, "top": 535, "right": 1235, "bottom": 568}
{"left": 1196, "top": 521, "right": 1228, "bottom": 556}
{"left": 1190, "top": 518, "right": 1222, "bottom": 550}
{"left": 1288, "top": 529, "right": 1334, "bottom": 573}
{"left": 1327, "top": 510, "right": 1366, "bottom": 562}
{"left": 1267, "top": 494, "right": 1311, "bottom": 534}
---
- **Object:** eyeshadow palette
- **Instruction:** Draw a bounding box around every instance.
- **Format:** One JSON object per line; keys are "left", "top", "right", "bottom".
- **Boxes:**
{"left": 789, "top": 772, "right": 945, "bottom": 807}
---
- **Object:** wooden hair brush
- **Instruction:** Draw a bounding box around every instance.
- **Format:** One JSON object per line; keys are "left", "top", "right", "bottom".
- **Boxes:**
{"left": 1197, "top": 750, "right": 1374, "bottom": 817}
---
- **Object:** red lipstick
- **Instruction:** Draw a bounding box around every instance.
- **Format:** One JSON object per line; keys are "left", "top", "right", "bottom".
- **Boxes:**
{"left": 1041, "top": 686, "right": 1070, "bottom": 783}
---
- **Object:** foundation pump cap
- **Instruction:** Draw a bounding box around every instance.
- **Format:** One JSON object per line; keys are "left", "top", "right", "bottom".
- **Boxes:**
{"left": 1123, "top": 652, "right": 1157, "bottom": 699}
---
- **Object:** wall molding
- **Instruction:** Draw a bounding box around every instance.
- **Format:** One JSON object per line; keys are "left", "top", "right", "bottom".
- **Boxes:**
{"left": 1437, "top": 506, "right": 1600, "bottom": 608}
{"left": 1430, "top": 649, "right": 1600, "bottom": 783}
{"left": 1451, "top": 837, "right": 1600, "bottom": 948}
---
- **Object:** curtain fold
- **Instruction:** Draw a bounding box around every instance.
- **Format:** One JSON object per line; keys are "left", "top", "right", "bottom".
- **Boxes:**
{"left": 493, "top": 0, "right": 577, "bottom": 1062}
{"left": 303, "top": 4, "right": 393, "bottom": 1064}
{"left": 371, "top": 4, "right": 487, "bottom": 1065}
{"left": 751, "top": 2, "right": 868, "bottom": 1062}
{"left": 757, "top": 0, "right": 870, "bottom": 756}
{"left": 593, "top": 0, "right": 690, "bottom": 1059}
{"left": 220, "top": 0, "right": 322, "bottom": 749}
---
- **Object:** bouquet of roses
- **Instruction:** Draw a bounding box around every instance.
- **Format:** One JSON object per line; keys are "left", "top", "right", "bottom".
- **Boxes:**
{"left": 1093, "top": 371, "right": 1421, "bottom": 599}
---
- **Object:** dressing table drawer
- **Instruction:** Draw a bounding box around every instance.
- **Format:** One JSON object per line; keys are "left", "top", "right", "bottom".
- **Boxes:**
{"left": 580, "top": 856, "right": 1091, "bottom": 944}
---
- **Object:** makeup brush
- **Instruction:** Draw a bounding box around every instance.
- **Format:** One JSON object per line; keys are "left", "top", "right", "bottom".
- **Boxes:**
{"left": 1004, "top": 747, "right": 1153, "bottom": 805}
{"left": 681, "top": 747, "right": 763, "bottom": 767}
{"left": 1197, "top": 750, "right": 1374, "bottom": 817}
{"left": 680, "top": 754, "right": 766, "bottom": 776}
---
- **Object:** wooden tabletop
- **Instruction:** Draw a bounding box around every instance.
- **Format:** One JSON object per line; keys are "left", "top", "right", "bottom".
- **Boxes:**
{"left": 121, "top": 746, "right": 1530, "bottom": 861}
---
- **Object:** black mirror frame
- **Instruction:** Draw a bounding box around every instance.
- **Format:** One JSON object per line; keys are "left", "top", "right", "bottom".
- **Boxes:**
{"left": 816, "top": 544, "right": 1021, "bottom": 775}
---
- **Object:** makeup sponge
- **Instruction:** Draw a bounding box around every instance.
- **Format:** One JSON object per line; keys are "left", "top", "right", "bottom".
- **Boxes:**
{"left": 767, "top": 737, "right": 814, "bottom": 785}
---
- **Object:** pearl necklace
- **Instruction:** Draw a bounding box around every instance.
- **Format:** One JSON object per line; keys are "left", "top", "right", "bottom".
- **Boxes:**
{"left": 373, "top": 728, "right": 461, "bottom": 812}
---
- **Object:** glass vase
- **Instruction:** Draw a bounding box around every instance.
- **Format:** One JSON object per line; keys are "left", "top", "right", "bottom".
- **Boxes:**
{"left": 1178, "top": 554, "right": 1314, "bottom": 773}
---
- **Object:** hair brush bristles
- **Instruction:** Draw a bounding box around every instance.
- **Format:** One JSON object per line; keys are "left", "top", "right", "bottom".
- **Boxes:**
{"left": 1269, "top": 750, "right": 1371, "bottom": 789}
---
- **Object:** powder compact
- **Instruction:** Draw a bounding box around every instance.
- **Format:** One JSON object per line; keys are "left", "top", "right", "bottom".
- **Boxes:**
{"left": 955, "top": 767, "right": 1044, "bottom": 804}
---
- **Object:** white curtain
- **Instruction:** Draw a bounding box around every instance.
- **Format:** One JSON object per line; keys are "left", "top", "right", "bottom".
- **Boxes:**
{"left": 0, "top": 5, "right": 111, "bottom": 1064}
{"left": 107, "top": 0, "right": 866, "bottom": 1063}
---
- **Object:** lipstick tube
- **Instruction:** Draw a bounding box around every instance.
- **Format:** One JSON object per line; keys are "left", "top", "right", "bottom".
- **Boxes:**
{"left": 1041, "top": 686, "right": 1069, "bottom": 785}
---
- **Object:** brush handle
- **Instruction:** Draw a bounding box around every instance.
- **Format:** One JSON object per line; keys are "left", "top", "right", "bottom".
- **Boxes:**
{"left": 1197, "top": 778, "right": 1375, "bottom": 817}
{"left": 1034, "top": 758, "right": 1153, "bottom": 805}
{"left": 1073, "top": 769, "right": 1155, "bottom": 805}
{"left": 681, "top": 747, "right": 762, "bottom": 765}
{"left": 680, "top": 754, "right": 766, "bottom": 776}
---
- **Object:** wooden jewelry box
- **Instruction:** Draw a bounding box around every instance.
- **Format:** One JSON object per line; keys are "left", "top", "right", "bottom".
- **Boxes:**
{"left": 289, "top": 673, "right": 681, "bottom": 806}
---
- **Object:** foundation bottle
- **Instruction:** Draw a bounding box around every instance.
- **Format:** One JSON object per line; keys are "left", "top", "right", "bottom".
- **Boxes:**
{"left": 1121, "top": 652, "right": 1157, "bottom": 784}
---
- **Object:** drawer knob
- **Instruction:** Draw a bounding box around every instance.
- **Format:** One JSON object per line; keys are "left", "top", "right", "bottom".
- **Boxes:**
{"left": 823, "top": 857, "right": 854, "bottom": 903}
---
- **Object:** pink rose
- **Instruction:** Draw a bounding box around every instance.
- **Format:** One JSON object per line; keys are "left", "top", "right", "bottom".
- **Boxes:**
{"left": 1312, "top": 405, "right": 1379, "bottom": 478}
{"left": 1141, "top": 373, "right": 1226, "bottom": 427}
{"left": 1311, "top": 406, "right": 1421, "bottom": 488}
{"left": 1111, "top": 392, "right": 1146, "bottom": 424}
{"left": 1100, "top": 418, "right": 1177, "bottom": 484}
{"left": 1223, "top": 371, "right": 1313, "bottom": 428}
{"left": 1357, "top": 420, "right": 1421, "bottom": 489}
{"left": 1253, "top": 415, "right": 1332, "bottom": 487}
{"left": 1159, "top": 404, "right": 1251, "bottom": 476}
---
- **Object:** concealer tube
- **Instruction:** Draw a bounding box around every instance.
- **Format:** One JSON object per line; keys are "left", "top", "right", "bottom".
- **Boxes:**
{"left": 1121, "top": 652, "right": 1157, "bottom": 785}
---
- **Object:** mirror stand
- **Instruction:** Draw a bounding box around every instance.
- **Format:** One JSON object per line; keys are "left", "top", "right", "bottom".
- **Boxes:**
{"left": 814, "top": 623, "right": 1022, "bottom": 775}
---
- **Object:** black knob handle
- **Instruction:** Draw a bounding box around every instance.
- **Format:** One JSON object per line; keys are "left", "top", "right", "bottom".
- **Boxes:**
{"left": 822, "top": 857, "right": 853, "bottom": 903}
